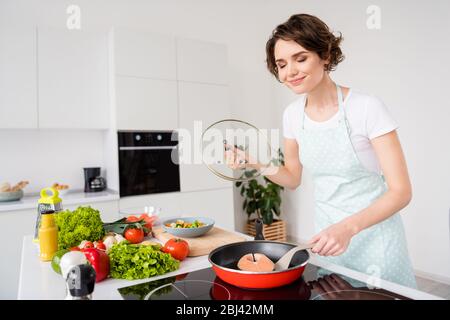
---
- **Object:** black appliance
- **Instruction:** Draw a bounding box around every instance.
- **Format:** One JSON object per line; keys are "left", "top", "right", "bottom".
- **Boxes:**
{"left": 118, "top": 131, "right": 180, "bottom": 197}
{"left": 83, "top": 167, "right": 107, "bottom": 193}
{"left": 117, "top": 265, "right": 411, "bottom": 300}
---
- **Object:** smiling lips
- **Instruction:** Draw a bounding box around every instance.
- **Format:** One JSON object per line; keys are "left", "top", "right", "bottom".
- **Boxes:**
{"left": 288, "top": 76, "right": 306, "bottom": 86}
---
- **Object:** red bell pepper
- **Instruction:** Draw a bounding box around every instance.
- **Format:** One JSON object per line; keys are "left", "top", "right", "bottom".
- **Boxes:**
{"left": 82, "top": 248, "right": 110, "bottom": 282}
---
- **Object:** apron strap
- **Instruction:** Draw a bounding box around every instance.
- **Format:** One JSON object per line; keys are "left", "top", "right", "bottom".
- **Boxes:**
{"left": 336, "top": 82, "right": 344, "bottom": 110}
{"left": 336, "top": 83, "right": 346, "bottom": 122}
{"left": 302, "top": 83, "right": 348, "bottom": 129}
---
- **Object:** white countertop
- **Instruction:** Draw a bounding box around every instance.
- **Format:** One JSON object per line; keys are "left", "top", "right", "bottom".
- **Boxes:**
{"left": 0, "top": 189, "right": 119, "bottom": 213}
{"left": 18, "top": 234, "right": 443, "bottom": 300}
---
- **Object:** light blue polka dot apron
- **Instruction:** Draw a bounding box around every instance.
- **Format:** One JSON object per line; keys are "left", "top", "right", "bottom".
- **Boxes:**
{"left": 298, "top": 83, "right": 417, "bottom": 288}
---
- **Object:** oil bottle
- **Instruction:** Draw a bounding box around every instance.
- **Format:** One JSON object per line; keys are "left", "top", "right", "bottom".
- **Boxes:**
{"left": 34, "top": 187, "right": 63, "bottom": 242}
{"left": 38, "top": 209, "right": 58, "bottom": 261}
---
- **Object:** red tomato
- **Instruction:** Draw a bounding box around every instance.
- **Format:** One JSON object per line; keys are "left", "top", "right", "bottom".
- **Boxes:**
{"left": 139, "top": 214, "right": 157, "bottom": 234}
{"left": 95, "top": 240, "right": 106, "bottom": 251}
{"left": 126, "top": 215, "right": 140, "bottom": 223}
{"left": 70, "top": 246, "right": 81, "bottom": 251}
{"left": 162, "top": 238, "right": 189, "bottom": 261}
{"left": 83, "top": 241, "right": 94, "bottom": 249}
{"left": 175, "top": 273, "right": 188, "bottom": 281}
{"left": 124, "top": 227, "right": 144, "bottom": 244}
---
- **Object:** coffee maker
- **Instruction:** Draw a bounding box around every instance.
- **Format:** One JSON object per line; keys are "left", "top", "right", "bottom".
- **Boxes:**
{"left": 83, "top": 167, "right": 107, "bottom": 192}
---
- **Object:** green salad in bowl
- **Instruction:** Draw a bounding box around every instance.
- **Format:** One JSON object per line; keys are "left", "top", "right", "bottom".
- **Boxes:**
{"left": 162, "top": 217, "right": 215, "bottom": 237}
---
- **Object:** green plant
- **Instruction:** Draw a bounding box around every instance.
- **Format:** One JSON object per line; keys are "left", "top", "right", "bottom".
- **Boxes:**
{"left": 235, "top": 149, "right": 285, "bottom": 225}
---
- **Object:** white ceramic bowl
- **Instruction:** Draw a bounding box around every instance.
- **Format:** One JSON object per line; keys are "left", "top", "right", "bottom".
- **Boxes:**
{"left": 162, "top": 217, "right": 215, "bottom": 238}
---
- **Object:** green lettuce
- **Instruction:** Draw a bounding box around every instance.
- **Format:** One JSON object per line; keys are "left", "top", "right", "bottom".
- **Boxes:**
{"left": 54, "top": 206, "right": 105, "bottom": 250}
{"left": 108, "top": 242, "right": 180, "bottom": 280}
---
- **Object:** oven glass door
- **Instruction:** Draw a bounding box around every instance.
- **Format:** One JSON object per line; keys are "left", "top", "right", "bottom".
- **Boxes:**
{"left": 119, "top": 147, "right": 180, "bottom": 197}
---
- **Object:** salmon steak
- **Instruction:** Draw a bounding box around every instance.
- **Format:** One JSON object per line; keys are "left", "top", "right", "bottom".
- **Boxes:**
{"left": 237, "top": 253, "right": 275, "bottom": 272}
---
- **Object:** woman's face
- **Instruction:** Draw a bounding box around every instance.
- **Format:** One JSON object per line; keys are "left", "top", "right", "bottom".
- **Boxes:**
{"left": 274, "top": 39, "right": 328, "bottom": 94}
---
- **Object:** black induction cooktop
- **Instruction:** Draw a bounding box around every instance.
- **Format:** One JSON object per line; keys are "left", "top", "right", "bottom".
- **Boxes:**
{"left": 117, "top": 264, "right": 411, "bottom": 300}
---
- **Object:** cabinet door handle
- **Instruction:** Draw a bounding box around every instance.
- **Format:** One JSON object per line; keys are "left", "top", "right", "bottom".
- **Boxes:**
{"left": 119, "top": 146, "right": 177, "bottom": 150}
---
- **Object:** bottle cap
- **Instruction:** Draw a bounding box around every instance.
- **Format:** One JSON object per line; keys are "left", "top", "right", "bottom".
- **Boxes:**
{"left": 38, "top": 187, "right": 62, "bottom": 205}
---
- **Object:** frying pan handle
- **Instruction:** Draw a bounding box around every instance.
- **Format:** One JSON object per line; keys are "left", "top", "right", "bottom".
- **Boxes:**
{"left": 254, "top": 218, "right": 265, "bottom": 240}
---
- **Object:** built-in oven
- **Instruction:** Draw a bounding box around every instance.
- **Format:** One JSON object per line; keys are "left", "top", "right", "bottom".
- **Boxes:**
{"left": 118, "top": 131, "right": 180, "bottom": 197}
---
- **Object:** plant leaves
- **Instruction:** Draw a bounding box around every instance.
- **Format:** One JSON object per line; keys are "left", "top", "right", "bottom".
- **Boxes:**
{"left": 235, "top": 147, "right": 285, "bottom": 223}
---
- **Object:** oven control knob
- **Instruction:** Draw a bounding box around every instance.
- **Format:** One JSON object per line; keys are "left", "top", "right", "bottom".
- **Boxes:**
{"left": 157, "top": 134, "right": 162, "bottom": 141}
{"left": 135, "top": 134, "right": 141, "bottom": 141}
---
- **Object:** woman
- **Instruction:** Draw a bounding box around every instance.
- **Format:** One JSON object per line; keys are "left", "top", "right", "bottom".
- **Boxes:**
{"left": 244, "top": 14, "right": 416, "bottom": 288}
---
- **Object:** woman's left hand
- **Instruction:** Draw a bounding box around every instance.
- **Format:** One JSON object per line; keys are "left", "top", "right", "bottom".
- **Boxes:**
{"left": 308, "top": 221, "right": 358, "bottom": 256}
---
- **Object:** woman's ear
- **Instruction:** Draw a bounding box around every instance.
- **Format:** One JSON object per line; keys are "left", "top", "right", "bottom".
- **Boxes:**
{"left": 323, "top": 56, "right": 331, "bottom": 71}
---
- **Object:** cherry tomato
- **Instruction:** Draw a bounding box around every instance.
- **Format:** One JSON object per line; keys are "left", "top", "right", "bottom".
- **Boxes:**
{"left": 95, "top": 240, "right": 106, "bottom": 251}
{"left": 126, "top": 215, "right": 140, "bottom": 223}
{"left": 162, "top": 238, "right": 189, "bottom": 261}
{"left": 124, "top": 227, "right": 144, "bottom": 244}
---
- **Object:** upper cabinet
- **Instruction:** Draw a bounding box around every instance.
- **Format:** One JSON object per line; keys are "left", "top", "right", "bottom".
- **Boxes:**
{"left": 115, "top": 76, "right": 178, "bottom": 130}
{"left": 113, "top": 29, "right": 178, "bottom": 130}
{"left": 176, "top": 37, "right": 231, "bottom": 192}
{"left": 176, "top": 38, "right": 228, "bottom": 85}
{"left": 37, "top": 27, "right": 110, "bottom": 129}
{"left": 178, "top": 82, "right": 232, "bottom": 192}
{"left": 0, "top": 26, "right": 38, "bottom": 128}
{"left": 114, "top": 29, "right": 176, "bottom": 80}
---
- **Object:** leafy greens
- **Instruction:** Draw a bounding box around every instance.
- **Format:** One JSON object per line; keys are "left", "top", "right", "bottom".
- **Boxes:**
{"left": 54, "top": 206, "right": 105, "bottom": 250}
{"left": 108, "top": 242, "right": 180, "bottom": 280}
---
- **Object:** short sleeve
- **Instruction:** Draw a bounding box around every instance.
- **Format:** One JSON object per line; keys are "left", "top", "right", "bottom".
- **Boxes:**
{"left": 365, "top": 95, "right": 399, "bottom": 139}
{"left": 282, "top": 107, "right": 296, "bottom": 139}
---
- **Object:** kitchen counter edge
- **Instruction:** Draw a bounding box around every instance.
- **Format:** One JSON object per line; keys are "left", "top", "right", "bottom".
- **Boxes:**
{"left": 0, "top": 189, "right": 119, "bottom": 213}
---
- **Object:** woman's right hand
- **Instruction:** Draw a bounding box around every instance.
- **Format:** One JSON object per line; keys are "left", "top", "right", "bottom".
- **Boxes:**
{"left": 223, "top": 142, "right": 259, "bottom": 170}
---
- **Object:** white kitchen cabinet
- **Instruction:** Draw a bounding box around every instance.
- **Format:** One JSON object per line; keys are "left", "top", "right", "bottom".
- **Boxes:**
{"left": 119, "top": 187, "right": 235, "bottom": 230}
{"left": 37, "top": 27, "right": 109, "bottom": 129}
{"left": 114, "top": 29, "right": 176, "bottom": 80}
{"left": 0, "top": 25, "right": 37, "bottom": 128}
{"left": 176, "top": 37, "right": 228, "bottom": 85}
{"left": 0, "top": 209, "right": 36, "bottom": 299}
{"left": 178, "top": 81, "right": 232, "bottom": 192}
{"left": 115, "top": 76, "right": 178, "bottom": 130}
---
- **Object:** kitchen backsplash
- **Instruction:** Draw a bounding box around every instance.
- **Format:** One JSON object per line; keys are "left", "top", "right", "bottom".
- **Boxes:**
{"left": 0, "top": 129, "right": 106, "bottom": 194}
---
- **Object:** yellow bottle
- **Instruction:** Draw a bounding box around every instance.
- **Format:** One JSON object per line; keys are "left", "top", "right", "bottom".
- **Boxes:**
{"left": 34, "top": 187, "right": 62, "bottom": 243}
{"left": 39, "top": 210, "right": 58, "bottom": 261}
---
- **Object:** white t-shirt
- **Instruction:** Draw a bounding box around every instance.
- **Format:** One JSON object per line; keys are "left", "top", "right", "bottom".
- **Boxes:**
{"left": 282, "top": 89, "right": 399, "bottom": 174}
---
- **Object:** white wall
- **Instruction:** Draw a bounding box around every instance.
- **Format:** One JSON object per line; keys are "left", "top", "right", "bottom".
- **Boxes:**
{"left": 0, "top": 129, "right": 106, "bottom": 193}
{"left": 1, "top": 0, "right": 448, "bottom": 284}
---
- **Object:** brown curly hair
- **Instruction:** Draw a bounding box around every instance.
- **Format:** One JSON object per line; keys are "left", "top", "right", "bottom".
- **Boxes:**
{"left": 266, "top": 14, "right": 344, "bottom": 79}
